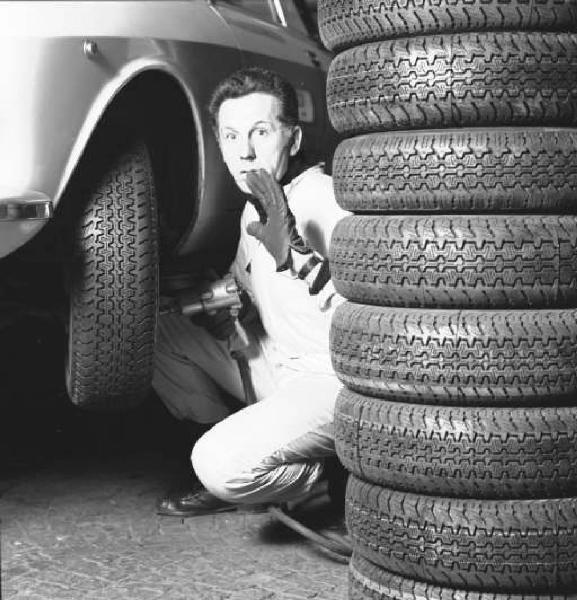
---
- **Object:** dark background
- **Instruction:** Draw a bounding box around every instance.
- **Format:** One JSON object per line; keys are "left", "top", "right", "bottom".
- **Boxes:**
{"left": 0, "top": 316, "right": 187, "bottom": 487}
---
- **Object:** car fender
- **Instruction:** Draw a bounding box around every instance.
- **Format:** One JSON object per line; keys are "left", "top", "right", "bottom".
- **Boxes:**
{"left": 0, "top": 1, "right": 241, "bottom": 259}
{"left": 63, "top": 57, "right": 207, "bottom": 195}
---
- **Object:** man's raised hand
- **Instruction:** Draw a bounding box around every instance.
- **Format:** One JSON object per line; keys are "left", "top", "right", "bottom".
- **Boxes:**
{"left": 245, "top": 169, "right": 298, "bottom": 271}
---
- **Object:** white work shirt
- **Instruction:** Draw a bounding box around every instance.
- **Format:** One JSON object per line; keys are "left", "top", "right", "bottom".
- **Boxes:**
{"left": 231, "top": 165, "right": 349, "bottom": 375}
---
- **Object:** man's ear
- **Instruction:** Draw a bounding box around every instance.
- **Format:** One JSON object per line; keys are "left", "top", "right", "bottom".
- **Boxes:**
{"left": 289, "top": 126, "right": 303, "bottom": 157}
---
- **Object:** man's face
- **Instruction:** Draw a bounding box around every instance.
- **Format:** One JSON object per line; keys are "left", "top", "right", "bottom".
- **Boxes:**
{"left": 217, "top": 92, "right": 302, "bottom": 194}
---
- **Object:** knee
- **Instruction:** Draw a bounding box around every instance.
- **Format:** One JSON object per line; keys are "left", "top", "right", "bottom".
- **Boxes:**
{"left": 191, "top": 427, "right": 285, "bottom": 504}
{"left": 191, "top": 428, "right": 325, "bottom": 505}
{"left": 191, "top": 429, "right": 244, "bottom": 503}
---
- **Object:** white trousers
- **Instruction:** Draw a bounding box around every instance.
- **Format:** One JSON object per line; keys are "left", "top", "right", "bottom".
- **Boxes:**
{"left": 153, "top": 314, "right": 341, "bottom": 504}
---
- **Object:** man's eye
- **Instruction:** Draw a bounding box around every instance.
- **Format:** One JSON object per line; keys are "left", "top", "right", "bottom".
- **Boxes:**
{"left": 255, "top": 128, "right": 269, "bottom": 137}
{"left": 223, "top": 132, "right": 237, "bottom": 141}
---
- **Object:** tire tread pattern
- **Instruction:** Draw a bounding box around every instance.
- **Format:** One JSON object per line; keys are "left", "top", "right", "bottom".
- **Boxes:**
{"left": 68, "top": 142, "right": 158, "bottom": 410}
{"left": 346, "top": 475, "right": 577, "bottom": 592}
{"left": 319, "top": 0, "right": 577, "bottom": 51}
{"left": 349, "top": 553, "right": 577, "bottom": 600}
{"left": 330, "top": 303, "right": 577, "bottom": 405}
{"left": 336, "top": 388, "right": 577, "bottom": 498}
{"left": 332, "top": 129, "right": 577, "bottom": 213}
{"left": 330, "top": 214, "right": 577, "bottom": 308}
{"left": 327, "top": 32, "right": 577, "bottom": 135}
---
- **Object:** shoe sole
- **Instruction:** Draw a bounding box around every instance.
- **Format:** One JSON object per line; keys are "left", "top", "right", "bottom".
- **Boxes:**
{"left": 156, "top": 503, "right": 270, "bottom": 518}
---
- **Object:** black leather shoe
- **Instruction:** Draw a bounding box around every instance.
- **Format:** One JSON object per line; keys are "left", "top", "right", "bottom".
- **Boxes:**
{"left": 157, "top": 486, "right": 237, "bottom": 517}
{"left": 157, "top": 485, "right": 270, "bottom": 518}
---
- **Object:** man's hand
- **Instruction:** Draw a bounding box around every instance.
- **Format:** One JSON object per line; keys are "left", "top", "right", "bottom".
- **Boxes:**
{"left": 245, "top": 169, "right": 308, "bottom": 271}
{"left": 189, "top": 270, "right": 237, "bottom": 340}
{"left": 194, "top": 309, "right": 234, "bottom": 340}
{"left": 194, "top": 287, "right": 254, "bottom": 341}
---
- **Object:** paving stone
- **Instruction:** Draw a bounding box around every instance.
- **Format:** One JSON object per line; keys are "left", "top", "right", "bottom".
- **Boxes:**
{"left": 0, "top": 454, "right": 348, "bottom": 600}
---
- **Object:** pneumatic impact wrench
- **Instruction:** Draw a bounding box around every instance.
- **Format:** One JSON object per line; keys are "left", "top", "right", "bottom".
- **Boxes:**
{"left": 159, "top": 273, "right": 256, "bottom": 404}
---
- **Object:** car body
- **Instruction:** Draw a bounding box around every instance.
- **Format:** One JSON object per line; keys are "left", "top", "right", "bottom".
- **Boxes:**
{"left": 0, "top": 0, "right": 334, "bottom": 409}
{"left": 0, "top": 0, "right": 331, "bottom": 260}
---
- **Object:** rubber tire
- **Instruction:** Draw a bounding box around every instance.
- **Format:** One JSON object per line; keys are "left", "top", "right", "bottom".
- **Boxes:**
{"left": 330, "top": 214, "right": 577, "bottom": 309}
{"left": 336, "top": 387, "right": 577, "bottom": 498}
{"left": 67, "top": 141, "right": 158, "bottom": 411}
{"left": 346, "top": 475, "right": 577, "bottom": 592}
{"left": 330, "top": 303, "right": 577, "bottom": 405}
{"left": 327, "top": 32, "right": 577, "bottom": 136}
{"left": 332, "top": 129, "right": 577, "bottom": 213}
{"left": 318, "top": 0, "right": 577, "bottom": 51}
{"left": 349, "top": 553, "right": 577, "bottom": 600}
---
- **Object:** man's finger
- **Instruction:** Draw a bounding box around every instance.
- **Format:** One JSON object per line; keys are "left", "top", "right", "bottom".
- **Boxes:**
{"left": 261, "top": 174, "right": 286, "bottom": 211}
{"left": 246, "top": 220, "right": 265, "bottom": 239}
{"left": 247, "top": 170, "right": 283, "bottom": 208}
{"left": 246, "top": 196, "right": 268, "bottom": 224}
{"left": 248, "top": 170, "right": 286, "bottom": 212}
{"left": 246, "top": 169, "right": 270, "bottom": 200}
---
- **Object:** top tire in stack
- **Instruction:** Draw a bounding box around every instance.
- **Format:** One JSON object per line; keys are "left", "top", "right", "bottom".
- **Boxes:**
{"left": 318, "top": 1, "right": 577, "bottom": 598}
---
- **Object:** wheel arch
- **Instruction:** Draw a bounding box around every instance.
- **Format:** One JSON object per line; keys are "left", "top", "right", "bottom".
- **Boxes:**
{"left": 58, "top": 67, "right": 204, "bottom": 257}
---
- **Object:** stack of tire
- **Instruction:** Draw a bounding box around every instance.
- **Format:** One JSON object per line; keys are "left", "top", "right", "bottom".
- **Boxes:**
{"left": 318, "top": 1, "right": 577, "bottom": 598}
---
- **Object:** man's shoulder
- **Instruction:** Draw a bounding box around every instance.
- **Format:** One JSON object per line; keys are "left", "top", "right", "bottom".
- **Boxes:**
{"left": 287, "top": 164, "right": 337, "bottom": 211}
{"left": 288, "top": 163, "right": 331, "bottom": 191}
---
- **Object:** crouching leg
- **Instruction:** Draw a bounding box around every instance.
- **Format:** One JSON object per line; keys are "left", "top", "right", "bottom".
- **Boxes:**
{"left": 192, "top": 373, "right": 341, "bottom": 505}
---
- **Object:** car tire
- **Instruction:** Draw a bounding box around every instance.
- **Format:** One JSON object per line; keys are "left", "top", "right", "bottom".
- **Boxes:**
{"left": 332, "top": 129, "right": 577, "bottom": 213}
{"left": 66, "top": 140, "right": 158, "bottom": 411}
{"left": 318, "top": 0, "right": 577, "bottom": 51}
{"left": 330, "top": 214, "right": 577, "bottom": 309}
{"left": 349, "top": 553, "right": 577, "bottom": 600}
{"left": 335, "top": 387, "right": 577, "bottom": 498}
{"left": 346, "top": 475, "right": 577, "bottom": 592}
{"left": 330, "top": 302, "right": 577, "bottom": 405}
{"left": 327, "top": 32, "right": 577, "bottom": 136}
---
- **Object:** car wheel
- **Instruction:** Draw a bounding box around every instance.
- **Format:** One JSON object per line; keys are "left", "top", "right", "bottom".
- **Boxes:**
{"left": 335, "top": 387, "right": 577, "bottom": 498}
{"left": 318, "top": 0, "right": 577, "bottom": 51}
{"left": 66, "top": 140, "right": 158, "bottom": 411}
{"left": 327, "top": 32, "right": 577, "bottom": 136}
{"left": 332, "top": 129, "right": 577, "bottom": 213}
{"left": 330, "top": 214, "right": 577, "bottom": 309}
{"left": 346, "top": 475, "right": 577, "bottom": 592}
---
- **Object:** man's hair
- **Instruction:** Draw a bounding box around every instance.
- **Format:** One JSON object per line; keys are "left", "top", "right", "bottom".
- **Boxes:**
{"left": 208, "top": 67, "right": 299, "bottom": 131}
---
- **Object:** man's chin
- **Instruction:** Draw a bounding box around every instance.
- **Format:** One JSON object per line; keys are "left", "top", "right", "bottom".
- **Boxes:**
{"left": 235, "top": 179, "right": 251, "bottom": 195}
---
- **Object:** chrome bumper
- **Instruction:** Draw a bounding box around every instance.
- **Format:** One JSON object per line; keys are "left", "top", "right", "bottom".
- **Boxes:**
{"left": 0, "top": 191, "right": 53, "bottom": 259}
{"left": 0, "top": 192, "right": 53, "bottom": 221}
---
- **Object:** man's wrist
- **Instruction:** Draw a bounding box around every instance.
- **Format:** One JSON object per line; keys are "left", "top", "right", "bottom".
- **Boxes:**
{"left": 275, "top": 235, "right": 313, "bottom": 272}
{"left": 275, "top": 248, "right": 293, "bottom": 272}
{"left": 288, "top": 248, "right": 314, "bottom": 273}
{"left": 289, "top": 236, "right": 312, "bottom": 255}
{"left": 288, "top": 249, "right": 331, "bottom": 295}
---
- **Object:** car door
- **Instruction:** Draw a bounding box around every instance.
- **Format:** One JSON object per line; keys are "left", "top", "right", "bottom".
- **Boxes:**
{"left": 209, "top": 0, "right": 336, "bottom": 166}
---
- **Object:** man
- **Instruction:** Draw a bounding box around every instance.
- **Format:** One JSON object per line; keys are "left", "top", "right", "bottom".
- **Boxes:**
{"left": 155, "top": 67, "right": 348, "bottom": 516}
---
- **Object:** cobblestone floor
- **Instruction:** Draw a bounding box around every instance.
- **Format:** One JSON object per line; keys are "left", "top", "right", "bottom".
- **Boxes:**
{"left": 0, "top": 322, "right": 347, "bottom": 600}
{"left": 1, "top": 453, "right": 348, "bottom": 600}
{"left": 0, "top": 318, "right": 347, "bottom": 599}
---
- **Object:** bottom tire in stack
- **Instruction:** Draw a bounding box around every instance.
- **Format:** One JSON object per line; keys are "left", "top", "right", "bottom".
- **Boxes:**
{"left": 348, "top": 553, "right": 577, "bottom": 600}
{"left": 346, "top": 474, "right": 577, "bottom": 592}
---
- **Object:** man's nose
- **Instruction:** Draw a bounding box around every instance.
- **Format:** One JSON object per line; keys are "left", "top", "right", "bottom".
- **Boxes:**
{"left": 240, "top": 136, "right": 256, "bottom": 160}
